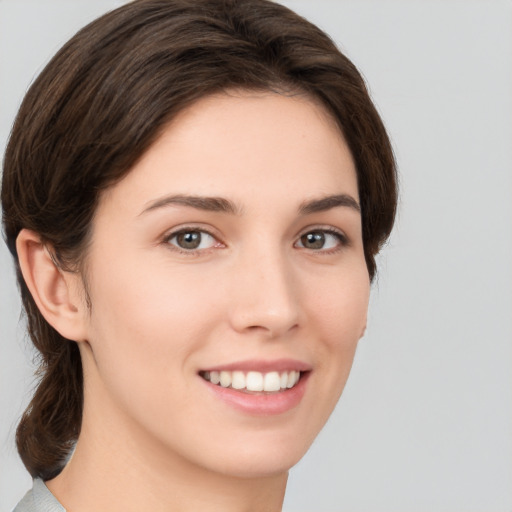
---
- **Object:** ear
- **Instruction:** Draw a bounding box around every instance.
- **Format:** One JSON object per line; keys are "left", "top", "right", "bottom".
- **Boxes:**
{"left": 16, "top": 229, "right": 88, "bottom": 342}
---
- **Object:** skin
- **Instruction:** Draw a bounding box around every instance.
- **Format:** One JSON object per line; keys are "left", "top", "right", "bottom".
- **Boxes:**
{"left": 17, "top": 90, "right": 370, "bottom": 511}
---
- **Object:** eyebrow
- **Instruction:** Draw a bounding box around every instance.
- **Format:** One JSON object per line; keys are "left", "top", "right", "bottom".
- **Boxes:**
{"left": 139, "top": 193, "right": 360, "bottom": 217}
{"left": 298, "top": 194, "right": 360, "bottom": 214}
{"left": 140, "top": 195, "right": 241, "bottom": 216}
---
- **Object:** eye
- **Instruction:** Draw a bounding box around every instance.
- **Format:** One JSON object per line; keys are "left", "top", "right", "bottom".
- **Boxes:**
{"left": 295, "top": 229, "right": 346, "bottom": 251}
{"left": 166, "top": 229, "right": 218, "bottom": 251}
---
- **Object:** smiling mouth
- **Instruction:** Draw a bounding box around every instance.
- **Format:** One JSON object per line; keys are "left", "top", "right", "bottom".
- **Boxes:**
{"left": 200, "top": 370, "right": 302, "bottom": 393}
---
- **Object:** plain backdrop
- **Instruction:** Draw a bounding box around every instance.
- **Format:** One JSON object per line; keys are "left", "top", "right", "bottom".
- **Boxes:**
{"left": 1, "top": 1, "right": 511, "bottom": 511}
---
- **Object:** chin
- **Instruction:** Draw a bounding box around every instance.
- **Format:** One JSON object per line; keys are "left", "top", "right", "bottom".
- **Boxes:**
{"left": 215, "top": 453, "right": 302, "bottom": 480}
{"left": 195, "top": 430, "right": 316, "bottom": 480}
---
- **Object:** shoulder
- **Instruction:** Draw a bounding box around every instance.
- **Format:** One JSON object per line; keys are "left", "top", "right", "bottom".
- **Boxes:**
{"left": 12, "top": 479, "right": 66, "bottom": 512}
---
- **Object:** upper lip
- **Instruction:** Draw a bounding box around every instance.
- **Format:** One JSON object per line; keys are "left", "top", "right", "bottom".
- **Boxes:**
{"left": 200, "top": 359, "right": 312, "bottom": 373}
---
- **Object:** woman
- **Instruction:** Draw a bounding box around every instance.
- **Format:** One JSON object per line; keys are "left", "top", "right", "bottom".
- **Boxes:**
{"left": 2, "top": 0, "right": 397, "bottom": 510}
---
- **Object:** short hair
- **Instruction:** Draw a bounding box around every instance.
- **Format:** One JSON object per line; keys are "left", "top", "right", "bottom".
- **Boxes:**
{"left": 1, "top": 0, "right": 397, "bottom": 480}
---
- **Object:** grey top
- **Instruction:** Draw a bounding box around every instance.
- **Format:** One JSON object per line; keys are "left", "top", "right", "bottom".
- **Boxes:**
{"left": 12, "top": 479, "right": 65, "bottom": 512}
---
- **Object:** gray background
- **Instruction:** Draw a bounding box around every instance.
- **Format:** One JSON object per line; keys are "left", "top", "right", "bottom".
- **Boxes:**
{"left": 1, "top": 1, "right": 511, "bottom": 511}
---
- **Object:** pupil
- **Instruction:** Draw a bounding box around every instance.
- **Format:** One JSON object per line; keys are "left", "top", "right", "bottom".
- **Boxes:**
{"left": 303, "top": 232, "right": 325, "bottom": 249}
{"left": 177, "top": 231, "right": 201, "bottom": 249}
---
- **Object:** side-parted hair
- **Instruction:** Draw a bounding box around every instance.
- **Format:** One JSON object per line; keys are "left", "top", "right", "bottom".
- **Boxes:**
{"left": 1, "top": 0, "right": 397, "bottom": 480}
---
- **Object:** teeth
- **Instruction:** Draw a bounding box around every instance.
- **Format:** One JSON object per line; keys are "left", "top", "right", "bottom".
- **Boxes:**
{"left": 219, "top": 371, "right": 231, "bottom": 387}
{"left": 232, "top": 371, "right": 246, "bottom": 390}
{"left": 202, "top": 370, "right": 302, "bottom": 392}
{"left": 264, "top": 371, "right": 281, "bottom": 392}
{"left": 287, "top": 370, "right": 298, "bottom": 388}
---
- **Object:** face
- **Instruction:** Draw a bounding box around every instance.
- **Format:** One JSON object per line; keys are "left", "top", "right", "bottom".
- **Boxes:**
{"left": 77, "top": 91, "right": 370, "bottom": 478}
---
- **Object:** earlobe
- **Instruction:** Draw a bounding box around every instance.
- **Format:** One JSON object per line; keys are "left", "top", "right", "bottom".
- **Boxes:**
{"left": 16, "top": 229, "right": 88, "bottom": 342}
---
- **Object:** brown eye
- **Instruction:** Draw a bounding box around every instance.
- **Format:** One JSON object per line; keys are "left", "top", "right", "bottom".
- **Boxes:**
{"left": 168, "top": 230, "right": 217, "bottom": 251}
{"left": 300, "top": 231, "right": 326, "bottom": 249}
{"left": 176, "top": 231, "right": 201, "bottom": 249}
{"left": 296, "top": 229, "right": 346, "bottom": 251}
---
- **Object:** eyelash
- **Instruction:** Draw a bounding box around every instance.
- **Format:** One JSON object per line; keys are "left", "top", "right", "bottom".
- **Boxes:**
{"left": 162, "top": 225, "right": 349, "bottom": 256}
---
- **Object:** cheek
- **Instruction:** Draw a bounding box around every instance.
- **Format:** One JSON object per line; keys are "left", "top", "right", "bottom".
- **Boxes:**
{"left": 88, "top": 250, "right": 217, "bottom": 334}
{"left": 83, "top": 250, "right": 239, "bottom": 411}
{"left": 305, "top": 265, "right": 370, "bottom": 399}
{"left": 309, "top": 265, "right": 370, "bottom": 344}
{"left": 82, "top": 262, "right": 219, "bottom": 447}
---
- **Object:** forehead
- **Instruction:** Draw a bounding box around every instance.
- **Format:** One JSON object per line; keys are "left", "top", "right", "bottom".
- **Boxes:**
{"left": 97, "top": 90, "right": 358, "bottom": 215}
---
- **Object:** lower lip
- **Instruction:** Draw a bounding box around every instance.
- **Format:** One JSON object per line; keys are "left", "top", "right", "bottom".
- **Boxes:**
{"left": 202, "top": 373, "right": 310, "bottom": 416}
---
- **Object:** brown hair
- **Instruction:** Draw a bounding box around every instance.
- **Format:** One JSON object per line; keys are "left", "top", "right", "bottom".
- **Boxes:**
{"left": 1, "top": 0, "right": 397, "bottom": 480}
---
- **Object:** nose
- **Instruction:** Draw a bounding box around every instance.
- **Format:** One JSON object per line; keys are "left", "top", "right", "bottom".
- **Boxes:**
{"left": 228, "top": 248, "right": 300, "bottom": 339}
